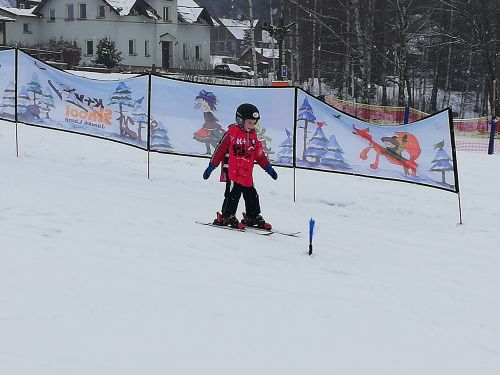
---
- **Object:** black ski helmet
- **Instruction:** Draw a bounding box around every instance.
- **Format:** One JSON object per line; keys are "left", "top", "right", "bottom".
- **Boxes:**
{"left": 235, "top": 103, "right": 260, "bottom": 125}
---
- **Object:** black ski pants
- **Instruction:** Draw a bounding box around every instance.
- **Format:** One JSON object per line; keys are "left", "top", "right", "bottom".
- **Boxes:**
{"left": 221, "top": 181, "right": 261, "bottom": 218}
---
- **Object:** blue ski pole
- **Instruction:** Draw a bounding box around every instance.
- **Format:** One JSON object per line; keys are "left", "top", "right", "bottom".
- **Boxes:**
{"left": 309, "top": 218, "right": 315, "bottom": 256}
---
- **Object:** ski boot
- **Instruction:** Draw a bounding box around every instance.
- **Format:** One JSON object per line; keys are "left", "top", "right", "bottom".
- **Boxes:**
{"left": 241, "top": 213, "right": 272, "bottom": 230}
{"left": 213, "top": 212, "right": 245, "bottom": 229}
{"left": 213, "top": 212, "right": 226, "bottom": 226}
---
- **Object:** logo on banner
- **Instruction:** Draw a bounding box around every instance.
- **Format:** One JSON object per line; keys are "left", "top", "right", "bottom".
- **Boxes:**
{"left": 48, "top": 80, "right": 112, "bottom": 128}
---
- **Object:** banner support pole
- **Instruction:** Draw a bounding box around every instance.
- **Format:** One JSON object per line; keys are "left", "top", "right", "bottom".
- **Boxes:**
{"left": 457, "top": 191, "right": 463, "bottom": 225}
{"left": 488, "top": 79, "right": 496, "bottom": 155}
{"left": 293, "top": 87, "right": 298, "bottom": 203}
{"left": 147, "top": 72, "right": 152, "bottom": 180}
{"left": 15, "top": 46, "right": 19, "bottom": 157}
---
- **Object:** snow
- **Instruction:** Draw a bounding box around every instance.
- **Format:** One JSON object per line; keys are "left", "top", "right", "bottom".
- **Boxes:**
{"left": 258, "top": 47, "right": 280, "bottom": 59}
{"left": 104, "top": 0, "right": 137, "bottom": 16}
{"left": 0, "top": 5, "right": 37, "bottom": 16}
{"left": 218, "top": 18, "right": 258, "bottom": 40}
{"left": 1, "top": 72, "right": 500, "bottom": 375}
{"left": 178, "top": 0, "right": 204, "bottom": 24}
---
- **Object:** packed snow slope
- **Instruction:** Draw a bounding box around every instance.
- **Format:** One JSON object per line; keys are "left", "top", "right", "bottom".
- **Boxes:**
{"left": 1, "top": 120, "right": 499, "bottom": 375}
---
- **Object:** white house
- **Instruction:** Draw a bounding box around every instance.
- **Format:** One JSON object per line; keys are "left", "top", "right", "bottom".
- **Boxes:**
{"left": 0, "top": 0, "right": 213, "bottom": 70}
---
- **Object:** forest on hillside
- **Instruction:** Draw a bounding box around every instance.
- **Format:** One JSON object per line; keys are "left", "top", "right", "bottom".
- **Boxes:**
{"left": 197, "top": 0, "right": 499, "bottom": 117}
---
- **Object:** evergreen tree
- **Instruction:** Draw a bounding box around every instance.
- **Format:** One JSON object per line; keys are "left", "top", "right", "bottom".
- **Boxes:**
{"left": 240, "top": 29, "right": 253, "bottom": 54}
{"left": 17, "top": 86, "right": 30, "bottom": 115}
{"left": 27, "top": 73, "right": 43, "bottom": 105}
{"left": 255, "top": 122, "right": 273, "bottom": 156}
{"left": 109, "top": 82, "right": 135, "bottom": 138}
{"left": 150, "top": 120, "right": 173, "bottom": 151}
{"left": 40, "top": 88, "right": 55, "bottom": 119}
{"left": 0, "top": 81, "right": 16, "bottom": 118}
{"left": 320, "top": 135, "right": 350, "bottom": 169}
{"left": 430, "top": 141, "right": 453, "bottom": 184}
{"left": 305, "top": 126, "right": 327, "bottom": 164}
{"left": 93, "top": 37, "right": 122, "bottom": 68}
{"left": 276, "top": 129, "right": 293, "bottom": 165}
{"left": 132, "top": 103, "right": 148, "bottom": 141}
{"left": 297, "top": 97, "right": 316, "bottom": 161}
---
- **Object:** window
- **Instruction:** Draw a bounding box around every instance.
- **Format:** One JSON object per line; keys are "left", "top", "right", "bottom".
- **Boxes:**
{"left": 183, "top": 43, "right": 188, "bottom": 60}
{"left": 195, "top": 45, "right": 201, "bottom": 60}
{"left": 66, "top": 4, "right": 74, "bottom": 21}
{"left": 144, "top": 40, "right": 150, "bottom": 56}
{"left": 23, "top": 23, "right": 31, "bottom": 33}
{"left": 97, "top": 5, "right": 105, "bottom": 18}
{"left": 48, "top": 9, "right": 56, "bottom": 22}
{"left": 79, "top": 3, "right": 87, "bottom": 19}
{"left": 85, "top": 40, "right": 93, "bottom": 55}
{"left": 163, "top": 6, "right": 170, "bottom": 21}
{"left": 129, "top": 39, "right": 136, "bottom": 55}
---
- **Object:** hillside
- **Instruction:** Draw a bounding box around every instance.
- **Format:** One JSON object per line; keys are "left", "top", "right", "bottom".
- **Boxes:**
{"left": 1, "top": 117, "right": 500, "bottom": 374}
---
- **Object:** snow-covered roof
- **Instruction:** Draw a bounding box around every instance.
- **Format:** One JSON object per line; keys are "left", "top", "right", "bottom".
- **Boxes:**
{"left": 0, "top": 13, "right": 14, "bottom": 21}
{"left": 177, "top": 0, "right": 203, "bottom": 24}
{"left": 177, "top": 0, "right": 212, "bottom": 25}
{"left": 0, "top": 14, "right": 14, "bottom": 21}
{"left": 33, "top": 0, "right": 159, "bottom": 18}
{"left": 257, "top": 48, "right": 279, "bottom": 59}
{"left": 0, "top": 6, "right": 37, "bottom": 17}
{"left": 240, "top": 46, "right": 280, "bottom": 60}
{"left": 104, "top": 0, "right": 136, "bottom": 16}
{"left": 218, "top": 18, "right": 258, "bottom": 40}
{"left": 262, "top": 30, "right": 276, "bottom": 44}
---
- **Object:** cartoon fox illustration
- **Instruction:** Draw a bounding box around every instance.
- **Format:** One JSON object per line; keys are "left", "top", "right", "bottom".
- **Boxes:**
{"left": 353, "top": 125, "right": 421, "bottom": 176}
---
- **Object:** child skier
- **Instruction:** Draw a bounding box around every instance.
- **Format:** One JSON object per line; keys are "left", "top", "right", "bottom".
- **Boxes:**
{"left": 202, "top": 103, "right": 278, "bottom": 230}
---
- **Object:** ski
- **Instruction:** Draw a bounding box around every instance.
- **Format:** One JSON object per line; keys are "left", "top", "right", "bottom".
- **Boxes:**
{"left": 245, "top": 226, "right": 300, "bottom": 238}
{"left": 196, "top": 221, "right": 273, "bottom": 236}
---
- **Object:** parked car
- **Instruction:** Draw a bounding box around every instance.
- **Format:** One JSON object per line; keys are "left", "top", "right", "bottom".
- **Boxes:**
{"left": 239, "top": 65, "right": 255, "bottom": 77}
{"left": 213, "top": 63, "right": 251, "bottom": 78}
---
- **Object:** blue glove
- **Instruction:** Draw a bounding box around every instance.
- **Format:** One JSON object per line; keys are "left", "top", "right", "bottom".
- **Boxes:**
{"left": 203, "top": 163, "right": 216, "bottom": 180}
{"left": 264, "top": 165, "right": 278, "bottom": 180}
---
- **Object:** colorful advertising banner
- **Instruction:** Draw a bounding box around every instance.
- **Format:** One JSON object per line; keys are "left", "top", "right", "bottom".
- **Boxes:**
{"left": 0, "top": 48, "right": 16, "bottom": 122}
{"left": 4, "top": 49, "right": 461, "bottom": 194}
{"left": 150, "top": 76, "right": 295, "bottom": 166}
{"left": 296, "top": 90, "right": 458, "bottom": 192}
{"left": 16, "top": 51, "right": 149, "bottom": 149}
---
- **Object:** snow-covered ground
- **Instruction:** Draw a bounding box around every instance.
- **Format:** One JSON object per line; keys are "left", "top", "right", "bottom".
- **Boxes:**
{"left": 1, "top": 120, "right": 500, "bottom": 375}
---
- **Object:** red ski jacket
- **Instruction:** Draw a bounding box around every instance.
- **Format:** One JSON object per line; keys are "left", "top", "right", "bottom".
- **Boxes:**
{"left": 210, "top": 124, "right": 270, "bottom": 187}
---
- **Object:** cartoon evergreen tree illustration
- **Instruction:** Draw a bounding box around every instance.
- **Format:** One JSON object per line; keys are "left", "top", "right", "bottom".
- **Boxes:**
{"left": 305, "top": 125, "right": 328, "bottom": 164}
{"left": 108, "top": 81, "right": 136, "bottom": 138}
{"left": 132, "top": 103, "right": 148, "bottom": 141}
{"left": 297, "top": 97, "right": 316, "bottom": 160}
{"left": 150, "top": 120, "right": 173, "bottom": 152}
{"left": 255, "top": 122, "right": 273, "bottom": 157}
{"left": 0, "top": 81, "right": 16, "bottom": 118}
{"left": 276, "top": 129, "right": 293, "bottom": 165}
{"left": 17, "top": 86, "right": 30, "bottom": 115}
{"left": 40, "top": 88, "right": 55, "bottom": 119}
{"left": 430, "top": 140, "right": 453, "bottom": 184}
{"left": 320, "top": 135, "right": 350, "bottom": 169}
{"left": 27, "top": 73, "right": 43, "bottom": 105}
